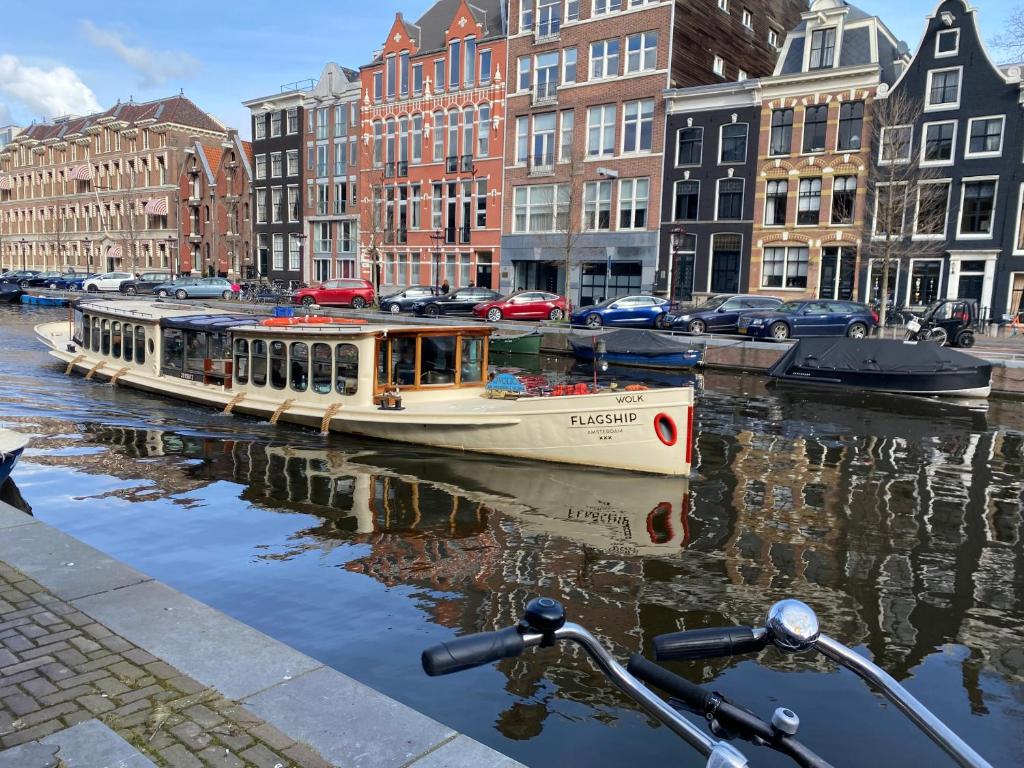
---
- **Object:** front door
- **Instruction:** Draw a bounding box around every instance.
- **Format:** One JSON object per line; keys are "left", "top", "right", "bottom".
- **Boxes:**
{"left": 475, "top": 256, "right": 492, "bottom": 289}
{"left": 958, "top": 274, "right": 984, "bottom": 303}
{"left": 819, "top": 247, "right": 855, "bottom": 300}
{"left": 676, "top": 252, "right": 695, "bottom": 303}
{"left": 711, "top": 248, "right": 740, "bottom": 294}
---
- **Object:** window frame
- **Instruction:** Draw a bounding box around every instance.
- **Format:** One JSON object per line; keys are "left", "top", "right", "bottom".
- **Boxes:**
{"left": 618, "top": 177, "right": 650, "bottom": 230}
{"left": 830, "top": 175, "right": 857, "bottom": 226}
{"left": 718, "top": 122, "right": 748, "bottom": 164}
{"left": 714, "top": 178, "right": 744, "bottom": 221}
{"left": 676, "top": 126, "right": 703, "bottom": 167}
{"left": 673, "top": 179, "right": 699, "bottom": 222}
{"left": 835, "top": 101, "right": 864, "bottom": 152}
{"left": 796, "top": 177, "right": 822, "bottom": 226}
{"left": 801, "top": 104, "right": 828, "bottom": 154}
{"left": 919, "top": 120, "right": 958, "bottom": 167}
{"left": 955, "top": 176, "right": 998, "bottom": 240}
{"left": 912, "top": 179, "right": 951, "bottom": 240}
{"left": 768, "top": 108, "right": 793, "bottom": 157}
{"left": 808, "top": 27, "right": 837, "bottom": 70}
{"left": 764, "top": 179, "right": 788, "bottom": 226}
{"left": 878, "top": 124, "right": 914, "bottom": 165}
{"left": 871, "top": 181, "right": 910, "bottom": 239}
{"left": 964, "top": 115, "right": 1005, "bottom": 159}
{"left": 924, "top": 66, "right": 963, "bottom": 112}
{"left": 935, "top": 29, "right": 960, "bottom": 58}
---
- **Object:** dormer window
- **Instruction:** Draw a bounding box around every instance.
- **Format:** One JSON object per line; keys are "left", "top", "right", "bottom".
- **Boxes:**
{"left": 809, "top": 28, "right": 836, "bottom": 70}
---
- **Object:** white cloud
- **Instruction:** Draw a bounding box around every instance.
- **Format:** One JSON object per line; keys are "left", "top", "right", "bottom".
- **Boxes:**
{"left": 0, "top": 55, "right": 102, "bottom": 119}
{"left": 81, "top": 20, "right": 201, "bottom": 88}
{"left": 0, "top": 102, "right": 12, "bottom": 126}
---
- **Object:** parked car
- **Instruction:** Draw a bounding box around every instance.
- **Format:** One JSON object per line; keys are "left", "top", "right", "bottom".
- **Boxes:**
{"left": 291, "top": 278, "right": 375, "bottom": 308}
{"left": 22, "top": 271, "right": 71, "bottom": 289}
{"left": 473, "top": 291, "right": 568, "bottom": 322}
{"left": 738, "top": 300, "right": 878, "bottom": 340}
{"left": 83, "top": 272, "right": 134, "bottom": 292}
{"left": 570, "top": 295, "right": 670, "bottom": 328}
{"left": 411, "top": 287, "right": 502, "bottom": 317}
{"left": 56, "top": 273, "right": 98, "bottom": 291}
{"left": 663, "top": 294, "right": 784, "bottom": 334}
{"left": 153, "top": 277, "right": 238, "bottom": 300}
{"left": 119, "top": 272, "right": 175, "bottom": 295}
{"left": 0, "top": 270, "right": 40, "bottom": 285}
{"left": 380, "top": 285, "right": 439, "bottom": 314}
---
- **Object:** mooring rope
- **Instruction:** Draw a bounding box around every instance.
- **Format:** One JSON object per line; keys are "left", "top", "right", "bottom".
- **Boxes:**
{"left": 84, "top": 360, "right": 106, "bottom": 380}
{"left": 222, "top": 392, "right": 246, "bottom": 415}
{"left": 268, "top": 399, "right": 295, "bottom": 425}
{"left": 319, "top": 402, "right": 343, "bottom": 434}
{"left": 108, "top": 367, "right": 130, "bottom": 385}
{"left": 65, "top": 354, "right": 86, "bottom": 375}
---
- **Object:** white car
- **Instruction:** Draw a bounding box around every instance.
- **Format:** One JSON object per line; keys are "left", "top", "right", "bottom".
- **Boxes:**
{"left": 83, "top": 272, "right": 133, "bottom": 292}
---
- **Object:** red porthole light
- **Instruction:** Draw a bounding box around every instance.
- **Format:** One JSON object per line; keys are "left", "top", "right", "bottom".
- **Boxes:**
{"left": 654, "top": 412, "right": 677, "bottom": 446}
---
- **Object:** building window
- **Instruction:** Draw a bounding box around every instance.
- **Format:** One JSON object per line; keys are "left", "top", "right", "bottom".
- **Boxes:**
{"left": 922, "top": 121, "right": 956, "bottom": 164}
{"left": 622, "top": 100, "right": 653, "bottom": 153}
{"left": 287, "top": 108, "right": 298, "bottom": 134}
{"left": 915, "top": 181, "right": 950, "bottom": 237}
{"left": 288, "top": 186, "right": 299, "bottom": 222}
{"left": 594, "top": 0, "right": 622, "bottom": 16}
{"left": 959, "top": 180, "right": 997, "bottom": 236}
{"left": 764, "top": 179, "right": 787, "bottom": 225}
{"left": 286, "top": 149, "right": 298, "bottom": 177}
{"left": 802, "top": 105, "right": 827, "bottom": 153}
{"left": 587, "top": 104, "right": 616, "bottom": 156}
{"left": 676, "top": 127, "right": 703, "bottom": 165}
{"left": 271, "top": 188, "right": 283, "bottom": 223}
{"left": 516, "top": 116, "right": 529, "bottom": 163}
{"left": 797, "top": 178, "right": 821, "bottom": 225}
{"left": 449, "top": 39, "right": 461, "bottom": 89}
{"left": 742, "top": 9, "right": 752, "bottom": 27}
{"left": 618, "top": 178, "right": 649, "bottom": 229}
{"left": 808, "top": 28, "right": 836, "bottom": 69}
{"left": 716, "top": 179, "right": 743, "bottom": 220}
{"left": 434, "top": 60, "right": 445, "bottom": 93}
{"left": 720, "top": 123, "right": 747, "bottom": 163}
{"left": 567, "top": 0, "right": 580, "bottom": 21}
{"left": 400, "top": 51, "right": 411, "bottom": 96}
{"left": 769, "top": 109, "right": 793, "bottom": 156}
{"left": 762, "top": 246, "right": 808, "bottom": 288}
{"left": 625, "top": 32, "right": 658, "bottom": 73}
{"left": 936, "top": 29, "right": 959, "bottom": 57}
{"left": 717, "top": 0, "right": 728, "bottom": 10}
{"left": 255, "top": 155, "right": 266, "bottom": 180}
{"left": 873, "top": 183, "right": 908, "bottom": 237}
{"left": 966, "top": 116, "right": 1004, "bottom": 157}
{"left": 563, "top": 48, "right": 577, "bottom": 83}
{"left": 270, "top": 152, "right": 282, "bottom": 177}
{"left": 738, "top": 69, "right": 748, "bottom": 81}
{"left": 480, "top": 50, "right": 491, "bottom": 84}
{"left": 272, "top": 234, "right": 284, "bottom": 270}
{"left": 532, "top": 112, "right": 556, "bottom": 168}
{"left": 373, "top": 72, "right": 382, "bottom": 101}
{"left": 517, "top": 56, "right": 532, "bottom": 91}
{"left": 768, "top": 29, "right": 779, "bottom": 48}
{"left": 254, "top": 116, "right": 265, "bottom": 140}
{"left": 674, "top": 180, "right": 699, "bottom": 221}
{"left": 463, "top": 38, "right": 476, "bottom": 88}
{"left": 270, "top": 111, "right": 282, "bottom": 137}
{"left": 880, "top": 125, "right": 913, "bottom": 164}
{"left": 713, "top": 55, "right": 724, "bottom": 76}
{"left": 513, "top": 184, "right": 569, "bottom": 232}
{"left": 710, "top": 234, "right": 741, "bottom": 293}
{"left": 412, "top": 63, "right": 424, "bottom": 95}
{"left": 831, "top": 176, "right": 856, "bottom": 225}
{"left": 926, "top": 68, "right": 961, "bottom": 108}
{"left": 836, "top": 102, "right": 863, "bottom": 151}
{"left": 590, "top": 39, "right": 620, "bottom": 79}
{"left": 256, "top": 191, "right": 267, "bottom": 223}
{"left": 583, "top": 180, "right": 612, "bottom": 230}
{"left": 559, "top": 110, "right": 574, "bottom": 162}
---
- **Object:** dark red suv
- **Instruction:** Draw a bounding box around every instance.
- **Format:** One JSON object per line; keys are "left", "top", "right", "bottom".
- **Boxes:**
{"left": 292, "top": 279, "right": 375, "bottom": 308}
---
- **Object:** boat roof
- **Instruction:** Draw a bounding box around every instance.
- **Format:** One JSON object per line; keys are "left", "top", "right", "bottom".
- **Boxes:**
{"left": 73, "top": 298, "right": 489, "bottom": 335}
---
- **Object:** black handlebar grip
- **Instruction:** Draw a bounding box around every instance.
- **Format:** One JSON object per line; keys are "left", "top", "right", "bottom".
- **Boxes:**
{"left": 422, "top": 627, "right": 526, "bottom": 676}
{"left": 627, "top": 653, "right": 709, "bottom": 712}
{"left": 653, "top": 626, "right": 766, "bottom": 661}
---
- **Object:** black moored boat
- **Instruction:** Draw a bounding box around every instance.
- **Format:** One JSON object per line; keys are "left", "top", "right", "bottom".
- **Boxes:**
{"left": 767, "top": 337, "right": 991, "bottom": 398}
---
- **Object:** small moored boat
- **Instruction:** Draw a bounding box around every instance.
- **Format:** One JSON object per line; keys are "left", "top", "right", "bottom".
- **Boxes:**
{"left": 570, "top": 329, "right": 703, "bottom": 370}
{"left": 489, "top": 330, "right": 542, "bottom": 355}
{"left": 0, "top": 284, "right": 23, "bottom": 303}
{"left": 35, "top": 300, "right": 696, "bottom": 475}
{"left": 0, "top": 429, "right": 30, "bottom": 486}
{"left": 21, "top": 294, "right": 70, "bottom": 307}
{"left": 767, "top": 337, "right": 992, "bottom": 398}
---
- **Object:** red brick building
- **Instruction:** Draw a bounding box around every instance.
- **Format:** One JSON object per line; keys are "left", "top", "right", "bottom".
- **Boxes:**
{"left": 359, "top": 0, "right": 507, "bottom": 292}
{"left": 177, "top": 130, "right": 254, "bottom": 277}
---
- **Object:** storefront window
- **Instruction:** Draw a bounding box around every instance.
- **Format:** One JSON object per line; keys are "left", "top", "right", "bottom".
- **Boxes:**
{"left": 290, "top": 343, "right": 309, "bottom": 392}
{"left": 234, "top": 339, "right": 249, "bottom": 384}
{"left": 909, "top": 261, "right": 942, "bottom": 306}
{"left": 312, "top": 343, "right": 332, "bottom": 394}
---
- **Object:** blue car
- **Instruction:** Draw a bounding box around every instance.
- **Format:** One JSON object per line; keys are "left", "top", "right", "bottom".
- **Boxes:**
{"left": 738, "top": 300, "right": 878, "bottom": 341}
{"left": 571, "top": 295, "right": 671, "bottom": 328}
{"left": 663, "top": 294, "right": 783, "bottom": 334}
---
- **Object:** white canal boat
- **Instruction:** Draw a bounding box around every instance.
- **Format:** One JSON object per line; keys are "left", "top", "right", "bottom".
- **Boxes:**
{"left": 35, "top": 300, "right": 695, "bottom": 475}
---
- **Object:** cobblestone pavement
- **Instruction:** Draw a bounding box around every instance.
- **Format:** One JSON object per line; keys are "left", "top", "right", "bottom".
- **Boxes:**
{"left": 0, "top": 561, "right": 331, "bottom": 768}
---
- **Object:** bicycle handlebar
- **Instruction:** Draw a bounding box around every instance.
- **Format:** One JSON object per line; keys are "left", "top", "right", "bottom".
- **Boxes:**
{"left": 422, "top": 626, "right": 526, "bottom": 676}
{"left": 654, "top": 626, "right": 768, "bottom": 662}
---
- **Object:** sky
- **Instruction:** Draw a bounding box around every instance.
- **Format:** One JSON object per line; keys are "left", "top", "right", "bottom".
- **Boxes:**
{"left": 0, "top": 0, "right": 1019, "bottom": 138}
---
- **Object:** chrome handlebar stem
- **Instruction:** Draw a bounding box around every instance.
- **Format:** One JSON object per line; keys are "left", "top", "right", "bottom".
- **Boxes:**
{"left": 526, "top": 623, "right": 748, "bottom": 768}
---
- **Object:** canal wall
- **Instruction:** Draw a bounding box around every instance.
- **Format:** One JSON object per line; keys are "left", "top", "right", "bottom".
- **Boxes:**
{"left": 0, "top": 500, "right": 524, "bottom": 768}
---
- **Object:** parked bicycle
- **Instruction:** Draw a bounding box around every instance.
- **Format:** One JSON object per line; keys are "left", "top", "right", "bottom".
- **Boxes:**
{"left": 422, "top": 598, "right": 993, "bottom": 768}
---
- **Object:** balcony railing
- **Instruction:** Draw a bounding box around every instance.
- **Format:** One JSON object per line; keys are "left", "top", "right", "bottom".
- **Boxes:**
{"left": 459, "top": 225, "right": 471, "bottom": 244}
{"left": 535, "top": 18, "right": 560, "bottom": 41}
{"left": 384, "top": 162, "right": 395, "bottom": 178}
{"left": 333, "top": 200, "right": 347, "bottom": 215}
{"left": 528, "top": 152, "right": 555, "bottom": 176}
{"left": 533, "top": 81, "right": 558, "bottom": 106}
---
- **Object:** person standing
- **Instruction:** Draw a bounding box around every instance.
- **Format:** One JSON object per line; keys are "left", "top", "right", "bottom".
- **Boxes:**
{"left": 440, "top": 279, "right": 450, "bottom": 294}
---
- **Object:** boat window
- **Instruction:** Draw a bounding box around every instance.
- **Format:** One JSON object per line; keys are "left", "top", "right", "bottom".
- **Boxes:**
{"left": 290, "top": 343, "right": 309, "bottom": 392}
{"left": 185, "top": 331, "right": 208, "bottom": 375}
{"left": 312, "top": 343, "right": 332, "bottom": 394}
{"left": 234, "top": 339, "right": 249, "bottom": 384}
{"left": 391, "top": 337, "right": 417, "bottom": 386}
{"left": 270, "top": 341, "right": 287, "bottom": 389}
{"left": 123, "top": 324, "right": 133, "bottom": 362}
{"left": 419, "top": 336, "right": 456, "bottom": 385}
{"left": 336, "top": 343, "right": 359, "bottom": 395}
{"left": 111, "top": 322, "right": 122, "bottom": 359}
{"left": 461, "top": 337, "right": 484, "bottom": 383}
{"left": 73, "top": 310, "right": 84, "bottom": 344}
{"left": 135, "top": 327, "right": 145, "bottom": 364}
{"left": 83, "top": 315, "right": 91, "bottom": 348}
{"left": 162, "top": 328, "right": 184, "bottom": 373}
{"left": 101, "top": 320, "right": 110, "bottom": 356}
{"left": 376, "top": 342, "right": 388, "bottom": 387}
{"left": 252, "top": 340, "right": 267, "bottom": 386}
{"left": 209, "top": 333, "right": 227, "bottom": 362}
{"left": 92, "top": 318, "right": 100, "bottom": 352}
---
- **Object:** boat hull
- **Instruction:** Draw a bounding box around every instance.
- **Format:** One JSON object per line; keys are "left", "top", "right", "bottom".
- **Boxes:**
{"left": 0, "top": 449, "right": 23, "bottom": 486}
{"left": 771, "top": 367, "right": 991, "bottom": 398}
{"left": 21, "top": 294, "right": 69, "bottom": 307}
{"left": 573, "top": 347, "right": 702, "bottom": 370}
{"left": 489, "top": 332, "right": 542, "bottom": 355}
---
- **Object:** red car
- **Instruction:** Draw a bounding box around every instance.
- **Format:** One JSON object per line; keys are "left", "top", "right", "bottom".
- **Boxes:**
{"left": 473, "top": 291, "right": 568, "bottom": 322}
{"left": 292, "top": 279, "right": 375, "bottom": 308}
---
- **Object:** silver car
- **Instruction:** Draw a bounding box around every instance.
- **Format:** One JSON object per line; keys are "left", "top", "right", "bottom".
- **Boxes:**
{"left": 153, "top": 277, "right": 237, "bottom": 300}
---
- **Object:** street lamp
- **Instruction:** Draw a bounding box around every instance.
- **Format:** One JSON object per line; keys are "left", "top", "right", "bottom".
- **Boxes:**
{"left": 293, "top": 232, "right": 307, "bottom": 288}
{"left": 165, "top": 234, "right": 177, "bottom": 277}
{"left": 83, "top": 237, "right": 92, "bottom": 273}
{"left": 670, "top": 225, "right": 687, "bottom": 307}
{"left": 429, "top": 229, "right": 444, "bottom": 292}
{"left": 19, "top": 238, "right": 26, "bottom": 272}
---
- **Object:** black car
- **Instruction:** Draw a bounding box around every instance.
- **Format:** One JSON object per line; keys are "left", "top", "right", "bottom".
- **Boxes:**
{"left": 380, "top": 285, "right": 439, "bottom": 314}
{"left": 0, "top": 270, "right": 40, "bottom": 285}
{"left": 119, "top": 271, "right": 175, "bottom": 295}
{"left": 24, "top": 271, "right": 76, "bottom": 289}
{"left": 411, "top": 287, "right": 501, "bottom": 317}
{"left": 663, "top": 294, "right": 783, "bottom": 334}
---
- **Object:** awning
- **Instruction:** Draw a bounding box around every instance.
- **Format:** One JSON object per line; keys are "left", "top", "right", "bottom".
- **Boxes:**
{"left": 68, "top": 164, "right": 94, "bottom": 181}
{"left": 108, "top": 245, "right": 123, "bottom": 258}
{"left": 0, "top": 174, "right": 13, "bottom": 191}
{"left": 144, "top": 197, "right": 169, "bottom": 215}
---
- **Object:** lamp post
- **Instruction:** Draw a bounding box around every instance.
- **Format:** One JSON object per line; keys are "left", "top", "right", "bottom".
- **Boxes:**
{"left": 83, "top": 237, "right": 92, "bottom": 274}
{"left": 19, "top": 238, "right": 27, "bottom": 272}
{"left": 429, "top": 229, "right": 444, "bottom": 292}
{"left": 670, "top": 225, "right": 686, "bottom": 307}
{"left": 165, "top": 234, "right": 177, "bottom": 277}
{"left": 293, "top": 232, "right": 307, "bottom": 288}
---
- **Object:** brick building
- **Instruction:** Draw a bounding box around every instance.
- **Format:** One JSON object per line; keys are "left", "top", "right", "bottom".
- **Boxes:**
{"left": 0, "top": 95, "right": 225, "bottom": 275}
{"left": 503, "top": 0, "right": 804, "bottom": 306}
{"left": 303, "top": 63, "right": 362, "bottom": 283}
{"left": 359, "top": 0, "right": 507, "bottom": 293}
{"left": 243, "top": 82, "right": 311, "bottom": 283}
{"left": 177, "top": 130, "right": 254, "bottom": 277}
{"left": 747, "top": 0, "right": 908, "bottom": 300}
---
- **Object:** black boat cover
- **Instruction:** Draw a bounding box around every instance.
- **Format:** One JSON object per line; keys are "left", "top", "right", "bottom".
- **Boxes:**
{"left": 768, "top": 337, "right": 989, "bottom": 376}
{"left": 160, "top": 314, "right": 262, "bottom": 332}
{"left": 569, "top": 329, "right": 700, "bottom": 357}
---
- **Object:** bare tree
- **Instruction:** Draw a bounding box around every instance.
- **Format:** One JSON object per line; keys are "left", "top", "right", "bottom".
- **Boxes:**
{"left": 558, "top": 154, "right": 586, "bottom": 312}
{"left": 992, "top": 7, "right": 1024, "bottom": 63}
{"left": 864, "top": 91, "right": 948, "bottom": 327}
{"left": 50, "top": 205, "right": 70, "bottom": 273}
{"left": 361, "top": 170, "right": 387, "bottom": 294}
{"left": 116, "top": 162, "right": 145, "bottom": 274}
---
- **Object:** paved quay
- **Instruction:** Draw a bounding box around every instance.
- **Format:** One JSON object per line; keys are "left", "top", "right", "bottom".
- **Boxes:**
{"left": 0, "top": 500, "right": 523, "bottom": 768}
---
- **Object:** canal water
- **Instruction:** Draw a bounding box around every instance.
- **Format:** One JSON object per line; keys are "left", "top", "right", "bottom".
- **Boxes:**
{"left": 1, "top": 304, "right": 1022, "bottom": 767}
